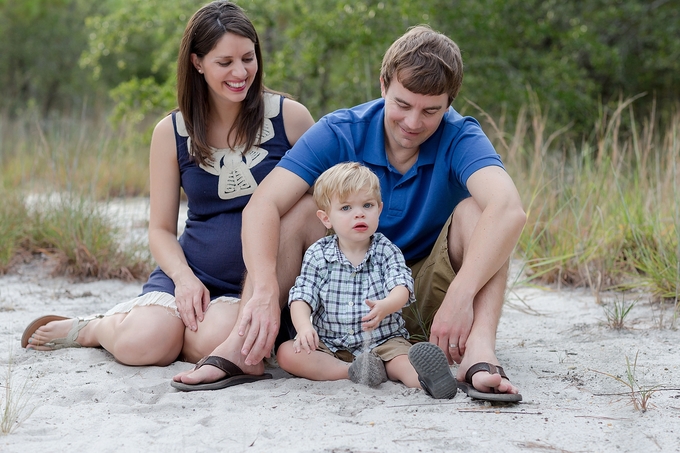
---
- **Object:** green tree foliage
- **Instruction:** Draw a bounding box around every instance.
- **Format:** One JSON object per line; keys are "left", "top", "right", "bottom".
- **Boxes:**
{"left": 80, "top": 0, "right": 204, "bottom": 124}
{"left": 1, "top": 0, "right": 678, "bottom": 133}
{"left": 0, "top": 0, "right": 103, "bottom": 116}
{"left": 241, "top": 0, "right": 428, "bottom": 116}
{"left": 434, "top": 0, "right": 603, "bottom": 127}
{"left": 434, "top": 0, "right": 680, "bottom": 130}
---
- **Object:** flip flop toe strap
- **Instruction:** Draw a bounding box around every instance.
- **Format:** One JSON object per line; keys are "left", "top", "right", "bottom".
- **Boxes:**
{"left": 194, "top": 356, "right": 244, "bottom": 377}
{"left": 465, "top": 362, "right": 510, "bottom": 384}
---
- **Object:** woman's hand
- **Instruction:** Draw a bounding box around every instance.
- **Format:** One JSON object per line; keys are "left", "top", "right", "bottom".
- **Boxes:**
{"left": 173, "top": 270, "right": 211, "bottom": 332}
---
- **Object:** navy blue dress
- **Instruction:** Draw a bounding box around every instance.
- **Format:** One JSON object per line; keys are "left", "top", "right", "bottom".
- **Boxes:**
{"left": 141, "top": 93, "right": 290, "bottom": 299}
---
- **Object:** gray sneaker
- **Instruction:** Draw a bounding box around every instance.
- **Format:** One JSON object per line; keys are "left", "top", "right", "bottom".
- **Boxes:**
{"left": 408, "top": 342, "right": 458, "bottom": 399}
{"left": 348, "top": 352, "right": 388, "bottom": 387}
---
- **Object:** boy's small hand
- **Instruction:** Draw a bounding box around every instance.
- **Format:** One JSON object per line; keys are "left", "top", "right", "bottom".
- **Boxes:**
{"left": 294, "top": 328, "right": 319, "bottom": 354}
{"left": 361, "top": 299, "right": 387, "bottom": 331}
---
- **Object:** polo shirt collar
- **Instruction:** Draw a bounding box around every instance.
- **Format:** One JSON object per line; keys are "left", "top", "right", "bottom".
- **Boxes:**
{"left": 361, "top": 100, "right": 448, "bottom": 169}
{"left": 362, "top": 106, "right": 388, "bottom": 167}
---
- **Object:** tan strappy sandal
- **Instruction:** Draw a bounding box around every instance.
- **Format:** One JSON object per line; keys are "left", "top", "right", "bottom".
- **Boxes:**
{"left": 21, "top": 314, "right": 104, "bottom": 349}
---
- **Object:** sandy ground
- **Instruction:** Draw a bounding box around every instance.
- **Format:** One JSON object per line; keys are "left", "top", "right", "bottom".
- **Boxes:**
{"left": 1, "top": 199, "right": 679, "bottom": 452}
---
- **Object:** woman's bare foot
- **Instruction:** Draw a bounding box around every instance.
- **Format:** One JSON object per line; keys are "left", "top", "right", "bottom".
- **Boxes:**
{"left": 26, "top": 317, "right": 99, "bottom": 350}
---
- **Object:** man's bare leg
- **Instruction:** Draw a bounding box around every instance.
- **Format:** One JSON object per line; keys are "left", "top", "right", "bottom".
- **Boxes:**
{"left": 173, "top": 195, "right": 325, "bottom": 384}
{"left": 455, "top": 262, "right": 518, "bottom": 393}
{"left": 447, "top": 198, "right": 519, "bottom": 395}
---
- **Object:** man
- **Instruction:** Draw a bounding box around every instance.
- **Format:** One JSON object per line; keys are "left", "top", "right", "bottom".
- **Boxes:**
{"left": 174, "top": 25, "right": 525, "bottom": 401}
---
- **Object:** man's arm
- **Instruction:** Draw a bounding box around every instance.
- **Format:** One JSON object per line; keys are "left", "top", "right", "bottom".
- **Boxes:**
{"left": 238, "top": 167, "right": 312, "bottom": 365}
{"left": 430, "top": 165, "right": 526, "bottom": 359}
{"left": 454, "top": 165, "right": 526, "bottom": 298}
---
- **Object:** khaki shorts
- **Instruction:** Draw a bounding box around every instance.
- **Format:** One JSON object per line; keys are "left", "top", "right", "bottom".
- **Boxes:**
{"left": 317, "top": 336, "right": 412, "bottom": 363}
{"left": 402, "top": 214, "right": 456, "bottom": 342}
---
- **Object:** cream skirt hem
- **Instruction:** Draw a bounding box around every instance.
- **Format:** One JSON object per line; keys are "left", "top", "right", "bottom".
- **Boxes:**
{"left": 104, "top": 291, "right": 240, "bottom": 318}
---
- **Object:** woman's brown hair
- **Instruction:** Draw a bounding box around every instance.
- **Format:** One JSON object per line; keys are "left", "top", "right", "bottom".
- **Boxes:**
{"left": 176, "top": 1, "right": 265, "bottom": 165}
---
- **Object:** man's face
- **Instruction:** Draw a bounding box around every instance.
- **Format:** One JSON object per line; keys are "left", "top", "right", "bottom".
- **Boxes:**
{"left": 381, "top": 78, "right": 449, "bottom": 154}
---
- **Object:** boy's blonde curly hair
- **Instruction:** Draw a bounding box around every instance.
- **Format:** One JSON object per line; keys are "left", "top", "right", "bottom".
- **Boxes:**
{"left": 313, "top": 162, "right": 382, "bottom": 212}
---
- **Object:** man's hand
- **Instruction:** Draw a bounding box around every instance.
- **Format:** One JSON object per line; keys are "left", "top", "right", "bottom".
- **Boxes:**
{"left": 429, "top": 297, "right": 474, "bottom": 364}
{"left": 238, "top": 293, "right": 280, "bottom": 366}
{"left": 174, "top": 271, "right": 211, "bottom": 332}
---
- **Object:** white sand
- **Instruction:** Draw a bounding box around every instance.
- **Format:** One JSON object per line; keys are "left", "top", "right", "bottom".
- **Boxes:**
{"left": 1, "top": 200, "right": 679, "bottom": 452}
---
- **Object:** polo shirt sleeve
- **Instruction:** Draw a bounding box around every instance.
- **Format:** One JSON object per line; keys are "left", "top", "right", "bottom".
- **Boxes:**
{"left": 449, "top": 117, "right": 505, "bottom": 188}
{"left": 277, "top": 117, "right": 341, "bottom": 186}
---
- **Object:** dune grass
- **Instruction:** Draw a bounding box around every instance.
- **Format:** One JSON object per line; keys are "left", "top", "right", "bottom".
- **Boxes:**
{"left": 0, "top": 191, "right": 30, "bottom": 272}
{"left": 27, "top": 194, "right": 152, "bottom": 280}
{"left": 0, "top": 108, "right": 150, "bottom": 200}
{"left": 592, "top": 352, "right": 659, "bottom": 413}
{"left": 0, "top": 108, "right": 153, "bottom": 280}
{"left": 0, "top": 101, "right": 678, "bottom": 310}
{"left": 474, "top": 94, "right": 679, "bottom": 306}
{"left": 1, "top": 347, "right": 35, "bottom": 435}
{"left": 0, "top": 189, "right": 152, "bottom": 280}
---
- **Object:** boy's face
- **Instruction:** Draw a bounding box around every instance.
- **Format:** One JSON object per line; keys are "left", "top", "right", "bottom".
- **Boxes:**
{"left": 317, "top": 190, "right": 383, "bottom": 245}
{"left": 381, "top": 78, "right": 448, "bottom": 155}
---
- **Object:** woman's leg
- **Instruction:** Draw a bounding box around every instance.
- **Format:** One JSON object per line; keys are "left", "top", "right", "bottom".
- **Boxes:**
{"left": 181, "top": 301, "right": 240, "bottom": 363}
{"left": 29, "top": 306, "right": 185, "bottom": 366}
{"left": 276, "top": 340, "right": 350, "bottom": 381}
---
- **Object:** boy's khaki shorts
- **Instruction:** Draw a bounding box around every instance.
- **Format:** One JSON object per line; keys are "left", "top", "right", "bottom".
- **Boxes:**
{"left": 403, "top": 214, "right": 456, "bottom": 342}
{"left": 317, "top": 336, "right": 413, "bottom": 363}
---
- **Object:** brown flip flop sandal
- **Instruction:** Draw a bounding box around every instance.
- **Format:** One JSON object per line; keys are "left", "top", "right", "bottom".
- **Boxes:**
{"left": 171, "top": 356, "right": 272, "bottom": 392}
{"left": 458, "top": 362, "right": 522, "bottom": 403}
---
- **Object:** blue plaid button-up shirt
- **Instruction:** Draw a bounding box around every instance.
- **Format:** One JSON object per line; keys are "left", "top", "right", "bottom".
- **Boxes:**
{"left": 289, "top": 232, "right": 415, "bottom": 355}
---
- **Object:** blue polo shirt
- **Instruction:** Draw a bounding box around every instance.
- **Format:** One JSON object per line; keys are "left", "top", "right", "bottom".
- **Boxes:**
{"left": 278, "top": 98, "right": 504, "bottom": 261}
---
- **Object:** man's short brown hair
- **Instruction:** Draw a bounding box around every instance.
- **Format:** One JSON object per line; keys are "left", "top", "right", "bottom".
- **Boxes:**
{"left": 380, "top": 25, "right": 463, "bottom": 105}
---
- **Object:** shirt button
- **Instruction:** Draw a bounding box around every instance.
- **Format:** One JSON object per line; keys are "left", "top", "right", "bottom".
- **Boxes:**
{"left": 349, "top": 329, "right": 354, "bottom": 335}
{"left": 349, "top": 302, "right": 354, "bottom": 306}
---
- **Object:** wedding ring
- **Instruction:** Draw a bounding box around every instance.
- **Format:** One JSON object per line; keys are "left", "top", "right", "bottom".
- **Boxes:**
{"left": 449, "top": 344, "right": 457, "bottom": 349}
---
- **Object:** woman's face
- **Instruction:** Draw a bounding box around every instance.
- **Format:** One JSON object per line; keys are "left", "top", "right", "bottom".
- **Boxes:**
{"left": 192, "top": 32, "right": 258, "bottom": 105}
